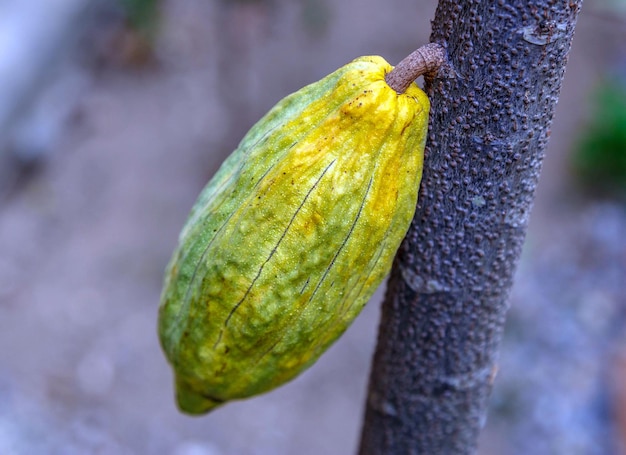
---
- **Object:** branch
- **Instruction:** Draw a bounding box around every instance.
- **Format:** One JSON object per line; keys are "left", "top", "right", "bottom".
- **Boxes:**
{"left": 358, "top": 1, "right": 583, "bottom": 453}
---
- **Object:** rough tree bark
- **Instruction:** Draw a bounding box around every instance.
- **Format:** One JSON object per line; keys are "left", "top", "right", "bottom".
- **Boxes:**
{"left": 359, "top": 1, "right": 583, "bottom": 454}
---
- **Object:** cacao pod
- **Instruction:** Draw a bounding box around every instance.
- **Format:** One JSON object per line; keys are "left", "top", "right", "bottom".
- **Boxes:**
{"left": 158, "top": 55, "right": 430, "bottom": 414}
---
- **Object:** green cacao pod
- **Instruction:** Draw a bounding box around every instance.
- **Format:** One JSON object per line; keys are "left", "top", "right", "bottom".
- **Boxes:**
{"left": 158, "top": 55, "right": 430, "bottom": 414}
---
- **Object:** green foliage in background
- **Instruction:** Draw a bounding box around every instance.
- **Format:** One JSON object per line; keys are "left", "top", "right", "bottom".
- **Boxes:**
{"left": 573, "top": 77, "right": 626, "bottom": 198}
{"left": 119, "top": 0, "right": 160, "bottom": 38}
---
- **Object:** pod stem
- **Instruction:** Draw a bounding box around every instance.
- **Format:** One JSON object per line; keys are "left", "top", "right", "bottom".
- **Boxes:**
{"left": 385, "top": 43, "right": 446, "bottom": 94}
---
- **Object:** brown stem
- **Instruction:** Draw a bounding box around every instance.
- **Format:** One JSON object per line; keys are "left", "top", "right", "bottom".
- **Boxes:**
{"left": 385, "top": 43, "right": 447, "bottom": 94}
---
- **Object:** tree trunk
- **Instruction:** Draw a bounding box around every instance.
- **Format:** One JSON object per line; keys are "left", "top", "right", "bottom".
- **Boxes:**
{"left": 358, "top": 1, "right": 583, "bottom": 454}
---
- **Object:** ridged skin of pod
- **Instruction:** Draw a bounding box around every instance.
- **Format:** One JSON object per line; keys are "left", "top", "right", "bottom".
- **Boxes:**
{"left": 158, "top": 56, "right": 430, "bottom": 414}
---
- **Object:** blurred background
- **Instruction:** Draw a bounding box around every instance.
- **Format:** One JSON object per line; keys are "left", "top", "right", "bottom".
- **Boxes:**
{"left": 0, "top": 0, "right": 624, "bottom": 454}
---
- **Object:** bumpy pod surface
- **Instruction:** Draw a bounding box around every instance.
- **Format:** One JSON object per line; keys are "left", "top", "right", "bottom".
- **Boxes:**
{"left": 158, "top": 56, "right": 429, "bottom": 414}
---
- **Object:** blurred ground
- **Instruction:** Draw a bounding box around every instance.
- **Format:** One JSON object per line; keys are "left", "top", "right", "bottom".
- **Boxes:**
{"left": 0, "top": 1, "right": 624, "bottom": 454}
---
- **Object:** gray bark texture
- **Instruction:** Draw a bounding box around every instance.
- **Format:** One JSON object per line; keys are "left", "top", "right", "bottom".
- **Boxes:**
{"left": 359, "top": 1, "right": 583, "bottom": 454}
